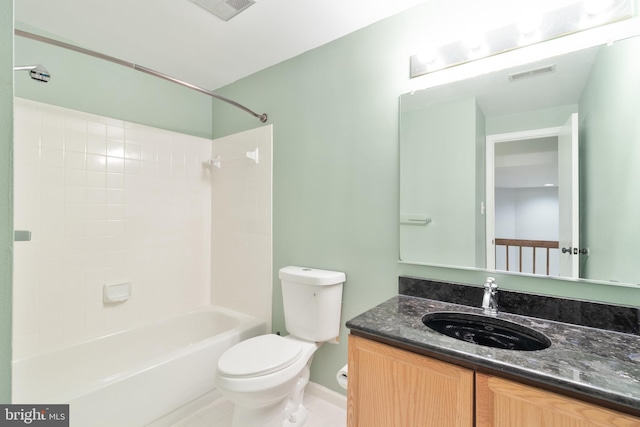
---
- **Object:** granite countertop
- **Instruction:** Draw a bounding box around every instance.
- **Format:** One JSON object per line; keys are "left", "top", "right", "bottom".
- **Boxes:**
{"left": 346, "top": 295, "right": 640, "bottom": 413}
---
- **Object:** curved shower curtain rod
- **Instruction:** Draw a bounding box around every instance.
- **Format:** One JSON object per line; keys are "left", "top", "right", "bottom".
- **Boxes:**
{"left": 15, "top": 29, "right": 268, "bottom": 123}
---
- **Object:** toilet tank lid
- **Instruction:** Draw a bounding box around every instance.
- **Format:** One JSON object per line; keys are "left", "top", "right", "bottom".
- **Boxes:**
{"left": 279, "top": 266, "right": 346, "bottom": 286}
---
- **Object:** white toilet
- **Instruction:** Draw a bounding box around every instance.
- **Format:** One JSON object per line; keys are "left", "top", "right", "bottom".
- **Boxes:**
{"left": 215, "top": 266, "right": 346, "bottom": 427}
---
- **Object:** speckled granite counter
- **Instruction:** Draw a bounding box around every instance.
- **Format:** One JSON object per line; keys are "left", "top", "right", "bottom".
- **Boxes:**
{"left": 346, "top": 295, "right": 640, "bottom": 415}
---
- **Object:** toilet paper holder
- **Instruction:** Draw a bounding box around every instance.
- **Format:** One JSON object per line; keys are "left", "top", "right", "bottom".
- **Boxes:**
{"left": 337, "top": 364, "right": 348, "bottom": 390}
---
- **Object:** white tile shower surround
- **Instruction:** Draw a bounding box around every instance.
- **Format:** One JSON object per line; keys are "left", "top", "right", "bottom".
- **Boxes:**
{"left": 210, "top": 126, "right": 273, "bottom": 332}
{"left": 163, "top": 387, "right": 347, "bottom": 427}
{"left": 13, "top": 98, "right": 213, "bottom": 358}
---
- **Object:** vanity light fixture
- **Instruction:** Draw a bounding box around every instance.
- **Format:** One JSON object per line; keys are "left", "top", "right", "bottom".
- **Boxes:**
{"left": 581, "top": 0, "right": 617, "bottom": 27}
{"left": 516, "top": 14, "right": 543, "bottom": 45}
{"left": 462, "top": 30, "right": 488, "bottom": 59}
{"left": 415, "top": 46, "right": 443, "bottom": 74}
{"left": 410, "top": 0, "right": 634, "bottom": 78}
{"left": 583, "top": 0, "right": 615, "bottom": 17}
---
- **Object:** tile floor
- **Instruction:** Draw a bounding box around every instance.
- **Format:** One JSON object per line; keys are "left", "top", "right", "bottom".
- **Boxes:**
{"left": 169, "top": 391, "right": 347, "bottom": 427}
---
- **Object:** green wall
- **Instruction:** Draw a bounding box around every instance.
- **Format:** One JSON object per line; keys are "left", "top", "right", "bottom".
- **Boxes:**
{"left": 212, "top": 9, "right": 411, "bottom": 393}
{"left": 14, "top": 27, "right": 213, "bottom": 139}
{"left": 400, "top": 98, "right": 479, "bottom": 266}
{"left": 579, "top": 36, "right": 640, "bottom": 284}
{"left": 211, "top": 2, "right": 640, "bottom": 393}
{"left": 1, "top": 0, "right": 14, "bottom": 403}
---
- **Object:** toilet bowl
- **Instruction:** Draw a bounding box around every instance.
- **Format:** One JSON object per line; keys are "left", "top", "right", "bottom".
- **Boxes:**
{"left": 216, "top": 334, "right": 320, "bottom": 426}
{"left": 215, "top": 266, "right": 346, "bottom": 427}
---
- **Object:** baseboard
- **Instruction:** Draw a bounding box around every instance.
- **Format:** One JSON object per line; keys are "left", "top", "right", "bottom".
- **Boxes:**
{"left": 306, "top": 381, "right": 347, "bottom": 410}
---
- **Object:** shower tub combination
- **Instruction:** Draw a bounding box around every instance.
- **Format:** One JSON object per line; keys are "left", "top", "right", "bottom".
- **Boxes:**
{"left": 12, "top": 306, "right": 266, "bottom": 426}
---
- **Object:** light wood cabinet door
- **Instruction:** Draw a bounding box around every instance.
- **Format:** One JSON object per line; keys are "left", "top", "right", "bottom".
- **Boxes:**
{"left": 347, "top": 335, "right": 473, "bottom": 427}
{"left": 476, "top": 373, "right": 640, "bottom": 427}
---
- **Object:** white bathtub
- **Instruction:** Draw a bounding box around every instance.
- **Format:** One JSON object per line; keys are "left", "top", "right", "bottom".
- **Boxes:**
{"left": 12, "top": 305, "right": 266, "bottom": 427}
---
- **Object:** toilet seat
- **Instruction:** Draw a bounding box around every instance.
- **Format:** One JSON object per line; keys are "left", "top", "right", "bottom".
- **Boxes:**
{"left": 217, "top": 335, "right": 304, "bottom": 378}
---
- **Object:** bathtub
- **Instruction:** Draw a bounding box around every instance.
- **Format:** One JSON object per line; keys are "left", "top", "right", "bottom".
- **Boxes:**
{"left": 12, "top": 305, "right": 266, "bottom": 427}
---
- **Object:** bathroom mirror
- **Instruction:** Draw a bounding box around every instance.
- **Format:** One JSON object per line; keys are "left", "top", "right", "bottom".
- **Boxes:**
{"left": 399, "top": 34, "right": 640, "bottom": 287}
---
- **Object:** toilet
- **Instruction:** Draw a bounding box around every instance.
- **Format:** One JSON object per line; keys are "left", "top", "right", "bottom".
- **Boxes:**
{"left": 215, "top": 266, "right": 346, "bottom": 427}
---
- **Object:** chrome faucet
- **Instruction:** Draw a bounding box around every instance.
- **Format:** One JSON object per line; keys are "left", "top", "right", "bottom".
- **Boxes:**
{"left": 482, "top": 277, "right": 498, "bottom": 316}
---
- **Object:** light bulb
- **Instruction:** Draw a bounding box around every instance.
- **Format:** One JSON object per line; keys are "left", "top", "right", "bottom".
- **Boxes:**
{"left": 517, "top": 15, "right": 542, "bottom": 36}
{"left": 416, "top": 46, "right": 438, "bottom": 65}
{"left": 583, "top": 0, "right": 614, "bottom": 16}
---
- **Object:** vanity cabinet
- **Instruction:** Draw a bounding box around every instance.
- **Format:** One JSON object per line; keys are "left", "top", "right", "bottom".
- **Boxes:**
{"left": 347, "top": 335, "right": 640, "bottom": 427}
{"left": 476, "top": 373, "right": 640, "bottom": 427}
{"left": 347, "top": 335, "right": 474, "bottom": 427}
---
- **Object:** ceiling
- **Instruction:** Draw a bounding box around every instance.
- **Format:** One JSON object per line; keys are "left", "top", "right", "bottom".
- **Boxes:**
{"left": 495, "top": 136, "right": 558, "bottom": 189}
{"left": 15, "top": 0, "right": 429, "bottom": 90}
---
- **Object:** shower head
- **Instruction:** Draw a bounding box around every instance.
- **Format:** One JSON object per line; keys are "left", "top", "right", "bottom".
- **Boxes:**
{"left": 14, "top": 64, "right": 51, "bottom": 83}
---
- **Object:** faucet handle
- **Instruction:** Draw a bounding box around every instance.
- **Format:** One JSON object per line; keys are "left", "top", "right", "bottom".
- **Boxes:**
{"left": 484, "top": 277, "right": 497, "bottom": 290}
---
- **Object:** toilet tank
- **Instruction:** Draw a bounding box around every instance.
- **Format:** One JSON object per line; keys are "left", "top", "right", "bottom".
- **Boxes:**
{"left": 279, "top": 266, "right": 346, "bottom": 342}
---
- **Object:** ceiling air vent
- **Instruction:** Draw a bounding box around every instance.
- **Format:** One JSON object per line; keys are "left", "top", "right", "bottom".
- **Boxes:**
{"left": 190, "top": 0, "right": 256, "bottom": 21}
{"left": 508, "top": 65, "right": 556, "bottom": 82}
